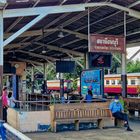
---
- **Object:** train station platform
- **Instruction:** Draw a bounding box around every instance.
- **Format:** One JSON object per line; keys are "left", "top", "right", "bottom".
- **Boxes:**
{"left": 26, "top": 120, "right": 140, "bottom": 140}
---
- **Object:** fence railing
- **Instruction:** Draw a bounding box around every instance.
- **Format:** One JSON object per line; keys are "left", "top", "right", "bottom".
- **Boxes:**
{"left": 0, "top": 122, "right": 31, "bottom": 140}
{"left": 13, "top": 98, "right": 107, "bottom": 112}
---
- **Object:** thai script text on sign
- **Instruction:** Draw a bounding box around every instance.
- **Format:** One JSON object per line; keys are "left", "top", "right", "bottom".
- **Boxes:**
{"left": 89, "top": 34, "right": 125, "bottom": 53}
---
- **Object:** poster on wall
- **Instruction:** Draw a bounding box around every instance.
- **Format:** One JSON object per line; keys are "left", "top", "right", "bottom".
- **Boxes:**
{"left": 80, "top": 69, "right": 102, "bottom": 97}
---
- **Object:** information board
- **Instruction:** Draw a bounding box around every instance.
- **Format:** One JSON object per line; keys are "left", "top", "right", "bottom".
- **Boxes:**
{"left": 88, "top": 52, "right": 112, "bottom": 68}
{"left": 80, "top": 69, "right": 103, "bottom": 97}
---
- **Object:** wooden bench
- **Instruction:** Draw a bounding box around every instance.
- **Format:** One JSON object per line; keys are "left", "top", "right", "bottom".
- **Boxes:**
{"left": 124, "top": 98, "right": 140, "bottom": 117}
{"left": 50, "top": 102, "right": 121, "bottom": 132}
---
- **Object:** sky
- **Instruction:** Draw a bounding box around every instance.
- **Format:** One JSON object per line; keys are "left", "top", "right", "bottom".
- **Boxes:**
{"left": 127, "top": 46, "right": 140, "bottom": 61}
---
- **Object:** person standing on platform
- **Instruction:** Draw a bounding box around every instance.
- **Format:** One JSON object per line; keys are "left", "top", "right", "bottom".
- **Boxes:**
{"left": 8, "top": 92, "right": 16, "bottom": 108}
{"left": 109, "top": 95, "right": 133, "bottom": 131}
{"left": 2, "top": 87, "right": 9, "bottom": 122}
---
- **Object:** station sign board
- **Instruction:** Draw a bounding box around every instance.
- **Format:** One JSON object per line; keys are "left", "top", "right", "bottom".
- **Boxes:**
{"left": 89, "top": 34, "right": 125, "bottom": 53}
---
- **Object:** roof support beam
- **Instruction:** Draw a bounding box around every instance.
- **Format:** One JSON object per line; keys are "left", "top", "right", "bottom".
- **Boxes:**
{"left": 4, "top": 42, "right": 30, "bottom": 50}
{"left": 67, "top": 53, "right": 84, "bottom": 69}
{"left": 128, "top": 1, "right": 140, "bottom": 8}
{"left": 127, "top": 28, "right": 140, "bottom": 36}
{"left": 4, "top": 14, "right": 48, "bottom": 47}
{"left": 17, "top": 58, "right": 43, "bottom": 66}
{"left": 20, "top": 8, "right": 96, "bottom": 44}
{"left": 127, "top": 49, "right": 140, "bottom": 63}
{"left": 127, "top": 42, "right": 140, "bottom": 48}
{"left": 62, "top": 29, "right": 88, "bottom": 40}
{"left": 17, "top": 50, "right": 57, "bottom": 61}
{"left": 4, "top": 26, "right": 139, "bottom": 40}
{"left": 31, "top": 63, "right": 44, "bottom": 74}
{"left": 96, "top": 18, "right": 137, "bottom": 34}
{"left": 4, "top": 28, "right": 58, "bottom": 39}
{"left": 5, "top": 24, "right": 140, "bottom": 51}
{"left": 113, "top": 54, "right": 121, "bottom": 64}
{"left": 3, "top": 2, "right": 140, "bottom": 19}
{"left": 60, "top": 0, "right": 69, "bottom": 5}
{"left": 34, "top": 42, "right": 84, "bottom": 57}
{"left": 3, "top": 3, "right": 85, "bottom": 18}
{"left": 5, "top": 0, "right": 40, "bottom": 33}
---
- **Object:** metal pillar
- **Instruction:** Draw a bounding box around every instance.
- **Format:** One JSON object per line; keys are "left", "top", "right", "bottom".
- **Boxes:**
{"left": 59, "top": 73, "right": 64, "bottom": 98}
{"left": 85, "top": 53, "right": 89, "bottom": 69}
{"left": 86, "top": 7, "right": 90, "bottom": 70}
{"left": 121, "top": 12, "right": 127, "bottom": 98}
{"left": 0, "top": 11, "right": 3, "bottom": 95}
{"left": 0, "top": 11, "right": 3, "bottom": 119}
{"left": 44, "top": 63, "right": 47, "bottom": 81}
{"left": 31, "top": 66, "right": 34, "bottom": 94}
{"left": 12, "top": 75, "right": 19, "bottom": 100}
{"left": 43, "top": 63, "right": 47, "bottom": 94}
{"left": 121, "top": 53, "right": 127, "bottom": 97}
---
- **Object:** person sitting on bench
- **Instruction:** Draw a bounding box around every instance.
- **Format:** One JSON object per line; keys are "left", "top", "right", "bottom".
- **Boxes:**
{"left": 109, "top": 95, "right": 133, "bottom": 131}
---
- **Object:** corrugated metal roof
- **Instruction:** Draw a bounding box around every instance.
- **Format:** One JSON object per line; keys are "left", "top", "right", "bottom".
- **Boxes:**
{"left": 3, "top": 0, "right": 140, "bottom": 63}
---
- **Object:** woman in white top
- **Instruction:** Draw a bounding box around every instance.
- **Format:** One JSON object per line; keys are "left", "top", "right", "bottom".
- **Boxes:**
{"left": 8, "top": 92, "right": 16, "bottom": 108}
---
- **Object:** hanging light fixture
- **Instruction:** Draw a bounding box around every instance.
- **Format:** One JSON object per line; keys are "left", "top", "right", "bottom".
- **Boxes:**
{"left": 42, "top": 48, "right": 46, "bottom": 54}
{"left": 42, "top": 28, "right": 47, "bottom": 54}
{"left": 58, "top": 31, "right": 64, "bottom": 38}
{"left": 12, "top": 50, "right": 16, "bottom": 58}
{"left": 58, "top": 25, "right": 64, "bottom": 38}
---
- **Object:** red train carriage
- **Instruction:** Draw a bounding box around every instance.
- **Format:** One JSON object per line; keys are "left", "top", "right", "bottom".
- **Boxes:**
{"left": 47, "top": 73, "right": 140, "bottom": 96}
{"left": 47, "top": 80, "right": 72, "bottom": 93}
{"left": 104, "top": 73, "right": 140, "bottom": 96}
{"left": 77, "top": 73, "right": 140, "bottom": 96}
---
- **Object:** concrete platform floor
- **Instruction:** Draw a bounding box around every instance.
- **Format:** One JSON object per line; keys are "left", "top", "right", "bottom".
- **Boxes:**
{"left": 26, "top": 120, "right": 140, "bottom": 140}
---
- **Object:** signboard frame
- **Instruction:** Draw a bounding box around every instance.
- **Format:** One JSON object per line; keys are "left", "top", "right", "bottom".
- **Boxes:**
{"left": 88, "top": 52, "right": 112, "bottom": 68}
{"left": 89, "top": 34, "right": 125, "bottom": 53}
{"left": 80, "top": 69, "right": 104, "bottom": 98}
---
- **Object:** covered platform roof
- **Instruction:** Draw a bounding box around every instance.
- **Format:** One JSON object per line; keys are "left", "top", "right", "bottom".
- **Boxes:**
{"left": 2, "top": 0, "right": 140, "bottom": 64}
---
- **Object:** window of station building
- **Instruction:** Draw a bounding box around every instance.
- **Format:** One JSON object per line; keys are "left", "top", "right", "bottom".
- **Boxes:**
{"left": 131, "top": 79, "right": 135, "bottom": 85}
{"left": 111, "top": 80, "right": 115, "bottom": 85}
{"left": 106, "top": 80, "right": 110, "bottom": 85}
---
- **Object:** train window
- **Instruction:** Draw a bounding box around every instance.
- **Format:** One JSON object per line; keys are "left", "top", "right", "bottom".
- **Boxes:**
{"left": 131, "top": 80, "right": 135, "bottom": 85}
{"left": 111, "top": 80, "right": 115, "bottom": 85}
{"left": 106, "top": 80, "right": 109, "bottom": 85}
{"left": 117, "top": 80, "right": 121, "bottom": 85}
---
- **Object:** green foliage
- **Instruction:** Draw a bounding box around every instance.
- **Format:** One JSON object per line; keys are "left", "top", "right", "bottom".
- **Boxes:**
{"left": 127, "top": 60, "right": 140, "bottom": 73}
{"left": 72, "top": 78, "right": 78, "bottom": 91}
{"left": 64, "top": 59, "right": 84, "bottom": 80}
{"left": 110, "top": 54, "right": 121, "bottom": 74}
{"left": 63, "top": 59, "right": 84, "bottom": 90}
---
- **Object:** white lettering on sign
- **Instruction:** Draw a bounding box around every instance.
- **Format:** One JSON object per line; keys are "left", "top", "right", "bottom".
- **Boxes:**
{"left": 96, "top": 38, "right": 119, "bottom": 47}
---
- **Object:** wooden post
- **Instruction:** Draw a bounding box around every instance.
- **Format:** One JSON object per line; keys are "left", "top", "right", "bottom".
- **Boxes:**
{"left": 98, "top": 119, "right": 104, "bottom": 129}
{"left": 75, "top": 120, "right": 79, "bottom": 131}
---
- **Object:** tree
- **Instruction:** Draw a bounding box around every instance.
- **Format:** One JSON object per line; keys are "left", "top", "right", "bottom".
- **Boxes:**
{"left": 127, "top": 60, "right": 140, "bottom": 73}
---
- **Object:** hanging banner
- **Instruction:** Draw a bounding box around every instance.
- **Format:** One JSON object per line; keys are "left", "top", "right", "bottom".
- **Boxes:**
{"left": 89, "top": 34, "right": 125, "bottom": 53}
